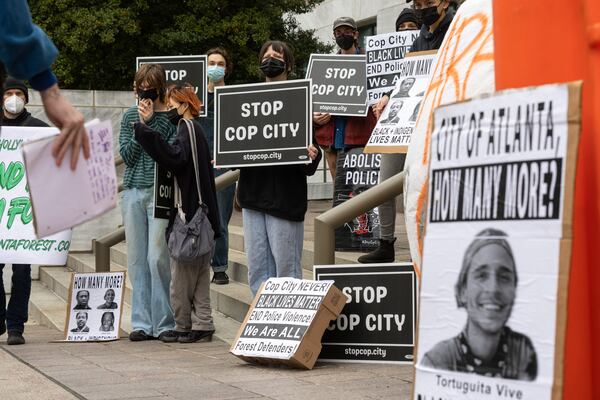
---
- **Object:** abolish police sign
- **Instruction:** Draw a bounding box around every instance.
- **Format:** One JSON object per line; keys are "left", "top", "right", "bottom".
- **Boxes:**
{"left": 314, "top": 263, "right": 417, "bottom": 364}
{"left": 365, "top": 30, "right": 419, "bottom": 105}
{"left": 413, "top": 83, "right": 581, "bottom": 400}
{"left": 306, "top": 54, "right": 368, "bottom": 116}
{"left": 214, "top": 80, "right": 312, "bottom": 168}
{"left": 136, "top": 55, "right": 207, "bottom": 117}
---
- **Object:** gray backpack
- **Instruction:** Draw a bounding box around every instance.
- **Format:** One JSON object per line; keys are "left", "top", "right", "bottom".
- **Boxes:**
{"left": 167, "top": 119, "right": 215, "bottom": 265}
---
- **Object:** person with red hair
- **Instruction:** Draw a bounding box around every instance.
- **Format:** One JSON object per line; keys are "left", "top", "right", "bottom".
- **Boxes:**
{"left": 134, "top": 84, "right": 221, "bottom": 343}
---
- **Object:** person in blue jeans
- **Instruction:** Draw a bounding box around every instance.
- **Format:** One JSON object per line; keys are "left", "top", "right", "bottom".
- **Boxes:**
{"left": 0, "top": 264, "right": 31, "bottom": 345}
{"left": 119, "top": 64, "right": 176, "bottom": 341}
{"left": 198, "top": 47, "right": 236, "bottom": 285}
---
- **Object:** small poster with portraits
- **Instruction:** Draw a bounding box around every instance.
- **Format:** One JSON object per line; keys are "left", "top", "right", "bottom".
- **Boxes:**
{"left": 65, "top": 272, "right": 126, "bottom": 342}
{"left": 364, "top": 51, "right": 437, "bottom": 154}
{"left": 413, "top": 83, "right": 581, "bottom": 400}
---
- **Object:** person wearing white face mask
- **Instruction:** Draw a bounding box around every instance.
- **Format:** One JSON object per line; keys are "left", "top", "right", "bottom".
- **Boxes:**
{"left": 198, "top": 47, "right": 235, "bottom": 285}
{"left": 0, "top": 77, "right": 48, "bottom": 346}
{"left": 2, "top": 77, "right": 48, "bottom": 127}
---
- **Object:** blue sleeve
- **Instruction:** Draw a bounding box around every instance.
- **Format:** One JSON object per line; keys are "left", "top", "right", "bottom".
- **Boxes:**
{"left": 0, "top": 0, "right": 59, "bottom": 91}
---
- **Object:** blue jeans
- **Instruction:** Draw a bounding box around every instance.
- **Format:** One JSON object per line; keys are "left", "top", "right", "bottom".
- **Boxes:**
{"left": 121, "top": 188, "right": 174, "bottom": 336}
{"left": 0, "top": 264, "right": 31, "bottom": 334}
{"left": 212, "top": 168, "right": 235, "bottom": 273}
{"left": 242, "top": 209, "right": 303, "bottom": 296}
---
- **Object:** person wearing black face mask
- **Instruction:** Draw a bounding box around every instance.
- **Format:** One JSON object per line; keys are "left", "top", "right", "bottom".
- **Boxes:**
{"left": 410, "top": 0, "right": 455, "bottom": 52}
{"left": 314, "top": 17, "right": 377, "bottom": 180}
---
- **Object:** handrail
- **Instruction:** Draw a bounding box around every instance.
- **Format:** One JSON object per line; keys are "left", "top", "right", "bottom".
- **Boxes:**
{"left": 313, "top": 171, "right": 405, "bottom": 265}
{"left": 94, "top": 168, "right": 240, "bottom": 272}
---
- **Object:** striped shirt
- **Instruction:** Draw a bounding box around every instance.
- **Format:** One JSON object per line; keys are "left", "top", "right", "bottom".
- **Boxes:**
{"left": 119, "top": 107, "right": 176, "bottom": 189}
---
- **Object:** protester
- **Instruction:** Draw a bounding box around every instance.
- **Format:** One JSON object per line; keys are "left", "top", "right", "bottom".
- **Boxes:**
{"left": 361, "top": 4, "right": 451, "bottom": 263}
{"left": 314, "top": 17, "right": 377, "bottom": 179}
{"left": 395, "top": 8, "right": 420, "bottom": 31}
{"left": 119, "top": 64, "right": 176, "bottom": 341}
{"left": 135, "top": 84, "right": 220, "bottom": 343}
{"left": 0, "top": 78, "right": 49, "bottom": 345}
{"left": 238, "top": 41, "right": 321, "bottom": 296}
{"left": 198, "top": 47, "right": 235, "bottom": 285}
{"left": 0, "top": 0, "right": 89, "bottom": 169}
{"left": 422, "top": 229, "right": 538, "bottom": 381}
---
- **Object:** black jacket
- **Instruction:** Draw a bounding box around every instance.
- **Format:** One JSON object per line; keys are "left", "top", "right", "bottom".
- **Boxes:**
{"left": 410, "top": 9, "right": 455, "bottom": 52}
{"left": 2, "top": 109, "right": 49, "bottom": 127}
{"left": 237, "top": 146, "right": 322, "bottom": 222}
{"left": 134, "top": 119, "right": 221, "bottom": 240}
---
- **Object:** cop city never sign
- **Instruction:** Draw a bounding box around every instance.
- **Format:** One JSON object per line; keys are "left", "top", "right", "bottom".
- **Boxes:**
{"left": 136, "top": 55, "right": 207, "bottom": 117}
{"left": 314, "top": 263, "right": 417, "bottom": 364}
{"left": 306, "top": 54, "right": 368, "bottom": 117}
{"left": 214, "top": 80, "right": 312, "bottom": 168}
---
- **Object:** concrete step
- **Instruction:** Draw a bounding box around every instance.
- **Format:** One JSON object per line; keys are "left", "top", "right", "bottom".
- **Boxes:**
{"left": 32, "top": 269, "right": 241, "bottom": 344}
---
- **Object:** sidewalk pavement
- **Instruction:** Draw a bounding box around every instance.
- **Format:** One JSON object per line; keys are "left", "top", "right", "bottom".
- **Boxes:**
{"left": 0, "top": 325, "right": 414, "bottom": 400}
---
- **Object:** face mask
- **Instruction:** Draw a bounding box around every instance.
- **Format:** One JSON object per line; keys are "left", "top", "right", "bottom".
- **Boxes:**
{"left": 260, "top": 58, "right": 286, "bottom": 78}
{"left": 335, "top": 34, "right": 355, "bottom": 50}
{"left": 137, "top": 88, "right": 159, "bottom": 101}
{"left": 417, "top": 5, "right": 442, "bottom": 27}
{"left": 3, "top": 95, "right": 25, "bottom": 115}
{"left": 207, "top": 66, "right": 226, "bottom": 82}
{"left": 167, "top": 106, "right": 183, "bottom": 126}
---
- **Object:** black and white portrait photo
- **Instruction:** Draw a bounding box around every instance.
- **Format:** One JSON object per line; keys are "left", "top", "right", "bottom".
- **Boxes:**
{"left": 99, "top": 312, "right": 115, "bottom": 332}
{"left": 97, "top": 289, "right": 118, "bottom": 309}
{"left": 421, "top": 229, "right": 538, "bottom": 381}
{"left": 73, "top": 290, "right": 91, "bottom": 310}
{"left": 70, "top": 311, "right": 90, "bottom": 333}
{"left": 380, "top": 101, "right": 403, "bottom": 125}
{"left": 392, "top": 77, "right": 416, "bottom": 98}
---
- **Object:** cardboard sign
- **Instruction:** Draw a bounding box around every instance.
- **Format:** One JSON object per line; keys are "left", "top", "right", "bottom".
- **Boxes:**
{"left": 136, "top": 55, "right": 207, "bottom": 117}
{"left": 413, "top": 83, "right": 581, "bottom": 400}
{"left": 65, "top": 272, "right": 126, "bottom": 341}
{"left": 306, "top": 54, "right": 368, "bottom": 116}
{"left": 314, "top": 263, "right": 417, "bottom": 364}
{"left": 22, "top": 120, "right": 117, "bottom": 238}
{"left": 365, "top": 51, "right": 437, "bottom": 154}
{"left": 153, "top": 167, "right": 174, "bottom": 219}
{"left": 333, "top": 148, "right": 381, "bottom": 251}
{"left": 365, "top": 30, "right": 419, "bottom": 105}
{"left": 230, "top": 277, "right": 347, "bottom": 369}
{"left": 213, "top": 80, "right": 312, "bottom": 168}
{"left": 0, "top": 127, "right": 71, "bottom": 265}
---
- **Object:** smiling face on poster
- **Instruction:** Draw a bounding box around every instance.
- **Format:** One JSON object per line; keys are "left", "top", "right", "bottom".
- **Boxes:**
{"left": 413, "top": 83, "right": 581, "bottom": 400}
{"left": 66, "top": 272, "right": 126, "bottom": 341}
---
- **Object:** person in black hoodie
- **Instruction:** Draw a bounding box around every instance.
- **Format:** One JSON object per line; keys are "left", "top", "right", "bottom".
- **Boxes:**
{"left": 134, "top": 84, "right": 220, "bottom": 344}
{"left": 0, "top": 77, "right": 48, "bottom": 346}
{"left": 2, "top": 77, "right": 48, "bottom": 127}
{"left": 410, "top": 0, "right": 456, "bottom": 52}
{"left": 239, "top": 41, "right": 321, "bottom": 296}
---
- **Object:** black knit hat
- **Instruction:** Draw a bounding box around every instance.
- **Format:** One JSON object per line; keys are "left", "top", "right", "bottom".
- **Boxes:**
{"left": 3, "top": 77, "right": 29, "bottom": 103}
{"left": 396, "top": 8, "right": 419, "bottom": 31}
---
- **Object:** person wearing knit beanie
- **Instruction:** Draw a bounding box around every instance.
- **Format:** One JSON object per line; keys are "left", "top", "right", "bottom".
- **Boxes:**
{"left": 396, "top": 8, "right": 420, "bottom": 31}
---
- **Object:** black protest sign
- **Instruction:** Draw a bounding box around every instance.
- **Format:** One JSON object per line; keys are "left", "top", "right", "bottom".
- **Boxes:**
{"left": 214, "top": 80, "right": 312, "bottom": 168}
{"left": 314, "top": 263, "right": 417, "bottom": 364}
{"left": 306, "top": 54, "right": 368, "bottom": 116}
{"left": 333, "top": 148, "right": 381, "bottom": 251}
{"left": 136, "top": 55, "right": 207, "bottom": 117}
{"left": 153, "top": 166, "right": 174, "bottom": 220}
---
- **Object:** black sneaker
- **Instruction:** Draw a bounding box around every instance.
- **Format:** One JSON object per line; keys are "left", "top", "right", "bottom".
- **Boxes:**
{"left": 211, "top": 271, "right": 229, "bottom": 285}
{"left": 158, "top": 330, "right": 187, "bottom": 343}
{"left": 129, "top": 330, "right": 154, "bottom": 341}
{"left": 7, "top": 331, "right": 25, "bottom": 345}
{"left": 358, "top": 238, "right": 396, "bottom": 264}
{"left": 178, "top": 329, "right": 215, "bottom": 343}
{"left": 0, "top": 320, "right": 5, "bottom": 336}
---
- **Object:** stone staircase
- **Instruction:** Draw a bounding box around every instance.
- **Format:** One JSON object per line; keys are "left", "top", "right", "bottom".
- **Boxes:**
{"left": 28, "top": 201, "right": 401, "bottom": 344}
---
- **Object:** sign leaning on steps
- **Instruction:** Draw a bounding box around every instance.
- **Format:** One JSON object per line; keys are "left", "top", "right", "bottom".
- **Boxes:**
{"left": 230, "top": 277, "right": 347, "bottom": 369}
{"left": 64, "top": 272, "right": 126, "bottom": 342}
{"left": 413, "top": 82, "right": 581, "bottom": 400}
{"left": 314, "top": 263, "right": 417, "bottom": 364}
{"left": 214, "top": 80, "right": 312, "bottom": 168}
{"left": 0, "top": 127, "right": 72, "bottom": 264}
